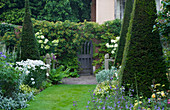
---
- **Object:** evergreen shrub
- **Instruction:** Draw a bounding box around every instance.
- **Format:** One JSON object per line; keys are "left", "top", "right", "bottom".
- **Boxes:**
{"left": 114, "top": 0, "right": 133, "bottom": 67}
{"left": 20, "top": 0, "right": 40, "bottom": 60}
{"left": 120, "top": 0, "right": 169, "bottom": 97}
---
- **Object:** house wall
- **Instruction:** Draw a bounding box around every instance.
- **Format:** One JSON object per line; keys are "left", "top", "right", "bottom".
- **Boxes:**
{"left": 95, "top": 0, "right": 162, "bottom": 24}
{"left": 96, "top": 0, "right": 115, "bottom": 24}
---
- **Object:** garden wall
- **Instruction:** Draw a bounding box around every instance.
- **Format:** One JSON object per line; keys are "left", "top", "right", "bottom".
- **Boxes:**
{"left": 0, "top": 19, "right": 121, "bottom": 74}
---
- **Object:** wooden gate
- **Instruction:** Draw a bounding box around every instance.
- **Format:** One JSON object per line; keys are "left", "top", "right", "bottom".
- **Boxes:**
{"left": 77, "top": 41, "right": 93, "bottom": 75}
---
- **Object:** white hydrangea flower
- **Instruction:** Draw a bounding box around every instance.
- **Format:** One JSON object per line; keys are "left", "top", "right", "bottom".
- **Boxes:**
{"left": 52, "top": 39, "right": 59, "bottom": 44}
{"left": 41, "top": 35, "right": 45, "bottom": 39}
{"left": 109, "top": 45, "right": 114, "bottom": 48}
{"left": 35, "top": 32, "right": 40, "bottom": 36}
{"left": 116, "top": 37, "right": 120, "bottom": 40}
{"left": 106, "top": 43, "right": 109, "bottom": 48}
{"left": 111, "top": 50, "right": 115, "bottom": 54}
{"left": 44, "top": 39, "right": 49, "bottom": 44}
{"left": 113, "top": 44, "right": 118, "bottom": 47}
{"left": 46, "top": 73, "right": 49, "bottom": 77}
{"left": 45, "top": 45, "right": 50, "bottom": 50}
{"left": 32, "top": 81, "right": 35, "bottom": 85}
{"left": 111, "top": 39, "right": 117, "bottom": 43}
{"left": 40, "top": 66, "right": 46, "bottom": 70}
{"left": 38, "top": 40, "right": 43, "bottom": 43}
{"left": 31, "top": 78, "right": 34, "bottom": 81}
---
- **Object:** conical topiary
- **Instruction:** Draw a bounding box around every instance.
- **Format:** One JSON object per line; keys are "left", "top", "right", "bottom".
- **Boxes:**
{"left": 21, "top": 0, "right": 40, "bottom": 60}
{"left": 119, "top": 0, "right": 169, "bottom": 97}
{"left": 114, "top": 0, "right": 133, "bottom": 67}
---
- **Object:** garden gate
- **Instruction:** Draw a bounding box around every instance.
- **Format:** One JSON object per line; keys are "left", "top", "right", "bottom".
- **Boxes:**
{"left": 77, "top": 41, "right": 93, "bottom": 75}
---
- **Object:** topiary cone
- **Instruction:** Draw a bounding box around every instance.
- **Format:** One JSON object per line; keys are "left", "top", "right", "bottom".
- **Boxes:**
{"left": 119, "top": 0, "right": 169, "bottom": 97}
{"left": 21, "top": 0, "right": 40, "bottom": 60}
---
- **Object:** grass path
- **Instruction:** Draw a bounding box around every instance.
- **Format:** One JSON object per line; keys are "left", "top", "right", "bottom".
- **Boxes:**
{"left": 23, "top": 84, "right": 96, "bottom": 110}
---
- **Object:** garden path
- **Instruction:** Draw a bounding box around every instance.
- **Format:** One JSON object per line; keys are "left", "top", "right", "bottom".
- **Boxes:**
{"left": 62, "top": 75, "right": 97, "bottom": 84}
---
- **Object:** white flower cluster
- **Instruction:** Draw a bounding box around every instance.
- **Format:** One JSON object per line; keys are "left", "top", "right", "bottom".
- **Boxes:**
{"left": 35, "top": 30, "right": 59, "bottom": 50}
{"left": 105, "top": 37, "right": 120, "bottom": 54}
{"left": 15, "top": 59, "right": 50, "bottom": 75}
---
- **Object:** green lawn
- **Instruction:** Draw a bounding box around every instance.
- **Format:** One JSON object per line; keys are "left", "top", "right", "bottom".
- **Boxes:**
{"left": 23, "top": 84, "right": 96, "bottom": 110}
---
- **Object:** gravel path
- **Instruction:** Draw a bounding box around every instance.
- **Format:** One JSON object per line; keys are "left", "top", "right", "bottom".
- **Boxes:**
{"left": 62, "top": 75, "right": 97, "bottom": 84}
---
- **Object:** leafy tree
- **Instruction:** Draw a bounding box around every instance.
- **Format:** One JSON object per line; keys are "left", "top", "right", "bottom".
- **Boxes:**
{"left": 70, "top": 0, "right": 91, "bottom": 22}
{"left": 20, "top": 0, "right": 40, "bottom": 60}
{"left": 29, "top": 0, "right": 46, "bottom": 19}
{"left": 114, "top": 0, "right": 133, "bottom": 67}
{"left": 0, "top": 0, "right": 91, "bottom": 24}
{"left": 39, "top": 0, "right": 75, "bottom": 22}
{"left": 119, "top": 0, "right": 169, "bottom": 97}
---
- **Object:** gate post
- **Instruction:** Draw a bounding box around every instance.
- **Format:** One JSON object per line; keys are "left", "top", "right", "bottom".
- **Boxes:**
{"left": 105, "top": 53, "right": 109, "bottom": 70}
{"left": 46, "top": 53, "right": 51, "bottom": 78}
{"left": 105, "top": 53, "right": 114, "bottom": 70}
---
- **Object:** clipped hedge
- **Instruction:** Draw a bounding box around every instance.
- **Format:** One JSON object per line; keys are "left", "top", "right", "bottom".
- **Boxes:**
{"left": 20, "top": 0, "right": 40, "bottom": 61}
{"left": 120, "top": 0, "right": 169, "bottom": 97}
{"left": 114, "top": 0, "right": 133, "bottom": 67}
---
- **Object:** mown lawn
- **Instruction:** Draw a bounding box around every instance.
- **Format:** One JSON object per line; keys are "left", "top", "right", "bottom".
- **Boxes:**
{"left": 23, "top": 84, "right": 96, "bottom": 110}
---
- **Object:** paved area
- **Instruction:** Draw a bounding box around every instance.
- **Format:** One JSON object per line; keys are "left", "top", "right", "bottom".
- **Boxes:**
{"left": 62, "top": 75, "right": 97, "bottom": 84}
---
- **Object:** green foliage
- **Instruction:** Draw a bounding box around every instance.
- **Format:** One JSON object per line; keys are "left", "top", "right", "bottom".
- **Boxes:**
{"left": 153, "top": 0, "right": 170, "bottom": 70}
{"left": 0, "top": 8, "right": 25, "bottom": 25}
{"left": 35, "top": 30, "right": 59, "bottom": 56}
{"left": 96, "top": 67, "right": 118, "bottom": 83}
{"left": 20, "top": 0, "right": 40, "bottom": 60}
{"left": 33, "top": 19, "right": 121, "bottom": 74}
{"left": 120, "top": 0, "right": 169, "bottom": 97}
{"left": 0, "top": 90, "right": 34, "bottom": 110}
{"left": 0, "top": 52, "right": 21, "bottom": 97}
{"left": 87, "top": 86, "right": 169, "bottom": 110}
{"left": 114, "top": 0, "right": 133, "bottom": 67}
{"left": 153, "top": 0, "right": 170, "bottom": 39}
{"left": 0, "top": 47, "right": 17, "bottom": 64}
{"left": 93, "top": 80, "right": 117, "bottom": 98}
{"left": 15, "top": 59, "right": 49, "bottom": 89}
{"left": 92, "top": 19, "right": 121, "bottom": 73}
{"left": 0, "top": 23, "right": 15, "bottom": 38}
{"left": 49, "top": 66, "right": 70, "bottom": 84}
{"left": 2, "top": 31, "right": 20, "bottom": 51}
{"left": 19, "top": 84, "right": 39, "bottom": 94}
{"left": 2, "top": 19, "right": 121, "bottom": 76}
{"left": 0, "top": 0, "right": 91, "bottom": 24}
{"left": 39, "top": 0, "right": 75, "bottom": 22}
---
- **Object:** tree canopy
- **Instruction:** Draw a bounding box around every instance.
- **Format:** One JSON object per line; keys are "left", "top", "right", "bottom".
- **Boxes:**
{"left": 0, "top": 0, "right": 91, "bottom": 25}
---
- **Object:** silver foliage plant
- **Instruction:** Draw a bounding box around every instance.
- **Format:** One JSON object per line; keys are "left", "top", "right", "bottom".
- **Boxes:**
{"left": 96, "top": 67, "right": 118, "bottom": 83}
